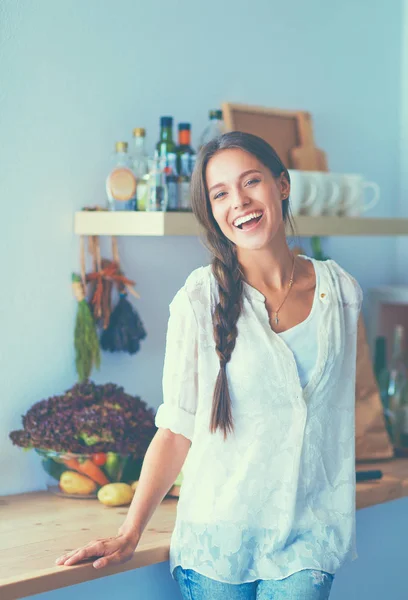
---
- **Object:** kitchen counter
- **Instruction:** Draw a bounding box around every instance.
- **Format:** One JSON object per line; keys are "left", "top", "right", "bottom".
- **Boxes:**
{"left": 1, "top": 457, "right": 408, "bottom": 600}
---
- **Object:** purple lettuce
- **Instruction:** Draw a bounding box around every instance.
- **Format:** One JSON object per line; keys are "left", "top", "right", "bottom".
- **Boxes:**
{"left": 9, "top": 381, "right": 157, "bottom": 456}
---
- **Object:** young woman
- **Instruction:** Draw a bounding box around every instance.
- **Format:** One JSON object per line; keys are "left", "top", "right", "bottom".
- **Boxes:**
{"left": 56, "top": 132, "right": 363, "bottom": 600}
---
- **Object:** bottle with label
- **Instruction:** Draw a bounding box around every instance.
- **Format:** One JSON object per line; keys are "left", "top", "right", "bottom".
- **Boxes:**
{"left": 199, "top": 109, "right": 225, "bottom": 149}
{"left": 156, "top": 116, "right": 176, "bottom": 159}
{"left": 131, "top": 128, "right": 149, "bottom": 211}
{"left": 374, "top": 336, "right": 393, "bottom": 440}
{"left": 106, "top": 142, "right": 137, "bottom": 211}
{"left": 178, "top": 153, "right": 192, "bottom": 211}
{"left": 166, "top": 153, "right": 179, "bottom": 211}
{"left": 146, "top": 152, "right": 168, "bottom": 212}
{"left": 384, "top": 325, "right": 408, "bottom": 450}
{"left": 176, "top": 123, "right": 195, "bottom": 173}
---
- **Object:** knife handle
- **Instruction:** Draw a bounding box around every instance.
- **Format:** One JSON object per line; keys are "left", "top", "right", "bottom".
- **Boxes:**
{"left": 356, "top": 470, "right": 383, "bottom": 482}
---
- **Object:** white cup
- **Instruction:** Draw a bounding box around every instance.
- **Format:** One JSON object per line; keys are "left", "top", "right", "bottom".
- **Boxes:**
{"left": 339, "top": 174, "right": 380, "bottom": 216}
{"left": 324, "top": 173, "right": 345, "bottom": 215}
{"left": 299, "top": 172, "right": 341, "bottom": 216}
{"left": 288, "top": 170, "right": 318, "bottom": 215}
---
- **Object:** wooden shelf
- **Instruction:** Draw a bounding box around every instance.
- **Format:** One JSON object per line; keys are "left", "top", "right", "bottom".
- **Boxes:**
{"left": 74, "top": 212, "right": 408, "bottom": 237}
{"left": 75, "top": 212, "right": 201, "bottom": 237}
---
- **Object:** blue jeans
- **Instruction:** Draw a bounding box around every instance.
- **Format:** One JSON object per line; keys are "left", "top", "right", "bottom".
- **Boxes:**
{"left": 173, "top": 566, "right": 334, "bottom": 599}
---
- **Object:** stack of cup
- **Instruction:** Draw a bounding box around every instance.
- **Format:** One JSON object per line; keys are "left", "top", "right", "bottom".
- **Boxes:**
{"left": 287, "top": 170, "right": 380, "bottom": 217}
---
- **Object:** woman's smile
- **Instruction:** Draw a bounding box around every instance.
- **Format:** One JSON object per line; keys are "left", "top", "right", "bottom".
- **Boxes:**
{"left": 232, "top": 210, "right": 264, "bottom": 232}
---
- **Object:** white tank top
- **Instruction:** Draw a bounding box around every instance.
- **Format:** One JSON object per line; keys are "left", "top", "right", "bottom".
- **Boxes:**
{"left": 277, "top": 261, "right": 319, "bottom": 389}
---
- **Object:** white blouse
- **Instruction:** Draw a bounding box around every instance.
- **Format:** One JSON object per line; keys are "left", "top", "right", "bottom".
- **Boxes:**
{"left": 155, "top": 255, "right": 363, "bottom": 584}
{"left": 277, "top": 260, "right": 320, "bottom": 389}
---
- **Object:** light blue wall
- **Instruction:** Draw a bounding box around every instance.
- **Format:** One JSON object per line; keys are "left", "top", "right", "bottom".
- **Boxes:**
{"left": 0, "top": 0, "right": 406, "bottom": 597}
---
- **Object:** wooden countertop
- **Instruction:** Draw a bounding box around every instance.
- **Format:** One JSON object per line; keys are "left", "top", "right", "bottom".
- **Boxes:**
{"left": 2, "top": 458, "right": 408, "bottom": 600}
{"left": 355, "top": 457, "right": 408, "bottom": 508}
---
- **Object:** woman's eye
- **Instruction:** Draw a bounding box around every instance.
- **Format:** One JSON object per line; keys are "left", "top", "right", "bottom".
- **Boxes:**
{"left": 245, "top": 178, "right": 261, "bottom": 187}
{"left": 214, "top": 191, "right": 227, "bottom": 200}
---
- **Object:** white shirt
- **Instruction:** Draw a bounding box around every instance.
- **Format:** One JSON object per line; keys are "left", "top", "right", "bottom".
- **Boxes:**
{"left": 155, "top": 255, "right": 363, "bottom": 584}
{"left": 277, "top": 262, "right": 320, "bottom": 389}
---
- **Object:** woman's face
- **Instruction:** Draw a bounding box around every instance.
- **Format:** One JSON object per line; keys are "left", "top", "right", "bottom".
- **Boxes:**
{"left": 206, "top": 148, "right": 290, "bottom": 251}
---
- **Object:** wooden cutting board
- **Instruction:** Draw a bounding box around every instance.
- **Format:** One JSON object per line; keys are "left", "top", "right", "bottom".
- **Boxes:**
{"left": 289, "top": 112, "right": 329, "bottom": 171}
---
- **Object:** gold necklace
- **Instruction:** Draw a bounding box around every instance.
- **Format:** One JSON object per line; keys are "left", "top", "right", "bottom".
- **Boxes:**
{"left": 272, "top": 255, "right": 296, "bottom": 325}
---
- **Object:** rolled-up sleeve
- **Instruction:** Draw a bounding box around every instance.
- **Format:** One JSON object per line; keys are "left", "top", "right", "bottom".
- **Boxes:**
{"left": 155, "top": 287, "right": 198, "bottom": 441}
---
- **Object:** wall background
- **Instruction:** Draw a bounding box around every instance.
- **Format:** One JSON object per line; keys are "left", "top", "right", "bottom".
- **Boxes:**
{"left": 1, "top": 1, "right": 408, "bottom": 598}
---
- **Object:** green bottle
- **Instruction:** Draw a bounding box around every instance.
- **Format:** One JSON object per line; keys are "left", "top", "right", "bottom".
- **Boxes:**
{"left": 374, "top": 336, "right": 393, "bottom": 440}
{"left": 156, "top": 116, "right": 176, "bottom": 158}
{"left": 374, "top": 336, "right": 387, "bottom": 384}
{"left": 383, "top": 326, "right": 408, "bottom": 451}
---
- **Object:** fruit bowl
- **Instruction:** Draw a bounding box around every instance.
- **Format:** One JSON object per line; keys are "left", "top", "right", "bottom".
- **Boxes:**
{"left": 35, "top": 448, "right": 130, "bottom": 498}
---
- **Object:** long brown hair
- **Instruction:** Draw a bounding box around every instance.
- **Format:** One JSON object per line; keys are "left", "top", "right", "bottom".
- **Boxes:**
{"left": 190, "top": 131, "right": 295, "bottom": 440}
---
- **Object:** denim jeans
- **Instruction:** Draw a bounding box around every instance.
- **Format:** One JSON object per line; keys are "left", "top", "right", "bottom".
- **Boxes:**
{"left": 173, "top": 566, "right": 334, "bottom": 600}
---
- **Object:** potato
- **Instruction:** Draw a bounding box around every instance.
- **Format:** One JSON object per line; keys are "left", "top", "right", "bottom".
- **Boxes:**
{"left": 97, "top": 483, "right": 133, "bottom": 507}
{"left": 59, "top": 471, "right": 97, "bottom": 495}
{"left": 130, "top": 480, "right": 138, "bottom": 492}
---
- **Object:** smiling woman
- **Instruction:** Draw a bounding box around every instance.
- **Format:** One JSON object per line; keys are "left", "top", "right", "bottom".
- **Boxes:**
{"left": 57, "top": 133, "right": 362, "bottom": 600}
{"left": 190, "top": 132, "right": 296, "bottom": 439}
{"left": 148, "top": 131, "right": 362, "bottom": 597}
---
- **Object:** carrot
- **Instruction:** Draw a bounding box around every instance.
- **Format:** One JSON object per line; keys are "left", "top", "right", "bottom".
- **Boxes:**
{"left": 63, "top": 458, "right": 82, "bottom": 471}
{"left": 63, "top": 458, "right": 109, "bottom": 486}
{"left": 77, "top": 459, "right": 109, "bottom": 486}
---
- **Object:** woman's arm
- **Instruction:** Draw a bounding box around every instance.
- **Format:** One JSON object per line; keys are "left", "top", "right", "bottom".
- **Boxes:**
{"left": 118, "top": 427, "right": 191, "bottom": 540}
{"left": 56, "top": 427, "right": 191, "bottom": 568}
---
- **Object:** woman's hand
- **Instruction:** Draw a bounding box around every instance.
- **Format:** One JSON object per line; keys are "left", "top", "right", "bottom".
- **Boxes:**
{"left": 55, "top": 532, "right": 140, "bottom": 569}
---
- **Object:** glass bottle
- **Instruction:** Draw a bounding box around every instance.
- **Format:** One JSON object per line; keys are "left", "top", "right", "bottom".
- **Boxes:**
{"left": 400, "top": 389, "right": 408, "bottom": 449}
{"left": 374, "top": 336, "right": 393, "bottom": 440}
{"left": 156, "top": 116, "right": 176, "bottom": 159}
{"left": 106, "top": 142, "right": 137, "bottom": 211}
{"left": 146, "top": 152, "right": 168, "bottom": 212}
{"left": 374, "top": 336, "right": 387, "bottom": 383}
{"left": 384, "top": 325, "right": 408, "bottom": 450}
{"left": 166, "top": 153, "right": 179, "bottom": 211}
{"left": 199, "top": 109, "right": 225, "bottom": 149}
{"left": 131, "top": 128, "right": 149, "bottom": 211}
{"left": 190, "top": 154, "right": 197, "bottom": 176}
{"left": 176, "top": 123, "right": 195, "bottom": 173}
{"left": 178, "top": 153, "right": 192, "bottom": 211}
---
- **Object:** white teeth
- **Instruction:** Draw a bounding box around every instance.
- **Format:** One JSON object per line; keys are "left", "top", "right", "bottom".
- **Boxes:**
{"left": 233, "top": 211, "right": 263, "bottom": 228}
